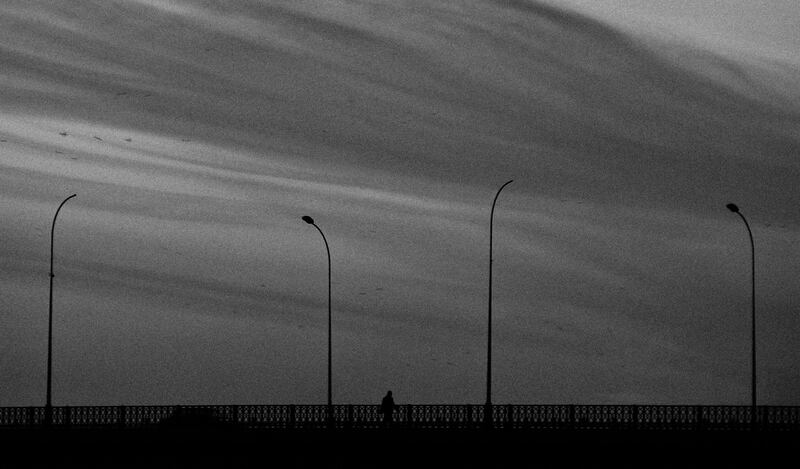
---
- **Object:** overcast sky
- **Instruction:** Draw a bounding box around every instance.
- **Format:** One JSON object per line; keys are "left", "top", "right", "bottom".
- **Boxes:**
{"left": 1, "top": 0, "right": 798, "bottom": 406}
{"left": 551, "top": 0, "right": 800, "bottom": 65}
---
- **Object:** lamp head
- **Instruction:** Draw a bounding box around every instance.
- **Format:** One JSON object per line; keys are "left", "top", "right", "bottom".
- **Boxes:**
{"left": 726, "top": 203, "right": 740, "bottom": 213}
{"left": 301, "top": 215, "right": 315, "bottom": 225}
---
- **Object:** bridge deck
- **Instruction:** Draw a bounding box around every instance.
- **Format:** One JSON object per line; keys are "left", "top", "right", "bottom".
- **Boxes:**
{"left": 2, "top": 424, "right": 797, "bottom": 468}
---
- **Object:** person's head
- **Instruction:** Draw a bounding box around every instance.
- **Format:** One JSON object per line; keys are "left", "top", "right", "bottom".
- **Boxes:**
{"left": 387, "top": 390, "right": 392, "bottom": 396}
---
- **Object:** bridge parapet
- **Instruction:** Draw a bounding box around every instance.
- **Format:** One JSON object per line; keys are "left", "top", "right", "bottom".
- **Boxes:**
{"left": 1, "top": 405, "right": 798, "bottom": 431}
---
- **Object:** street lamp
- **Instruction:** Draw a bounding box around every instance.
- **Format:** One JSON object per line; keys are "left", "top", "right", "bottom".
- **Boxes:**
{"left": 46, "top": 193, "right": 76, "bottom": 425}
{"left": 486, "top": 180, "right": 513, "bottom": 425}
{"left": 726, "top": 202, "right": 756, "bottom": 425}
{"left": 302, "top": 215, "right": 333, "bottom": 422}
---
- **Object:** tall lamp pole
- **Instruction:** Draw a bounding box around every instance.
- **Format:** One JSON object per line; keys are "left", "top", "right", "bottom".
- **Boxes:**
{"left": 46, "top": 193, "right": 76, "bottom": 424}
{"left": 302, "top": 215, "right": 333, "bottom": 421}
{"left": 486, "top": 180, "right": 513, "bottom": 422}
{"left": 726, "top": 203, "right": 756, "bottom": 425}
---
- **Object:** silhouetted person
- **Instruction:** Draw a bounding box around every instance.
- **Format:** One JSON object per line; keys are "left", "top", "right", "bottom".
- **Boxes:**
{"left": 380, "top": 390, "right": 396, "bottom": 426}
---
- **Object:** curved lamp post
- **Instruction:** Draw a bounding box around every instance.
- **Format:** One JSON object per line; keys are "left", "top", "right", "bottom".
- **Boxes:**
{"left": 486, "top": 180, "right": 513, "bottom": 423}
{"left": 302, "top": 215, "right": 333, "bottom": 420}
{"left": 726, "top": 202, "right": 756, "bottom": 425}
{"left": 46, "top": 193, "right": 76, "bottom": 424}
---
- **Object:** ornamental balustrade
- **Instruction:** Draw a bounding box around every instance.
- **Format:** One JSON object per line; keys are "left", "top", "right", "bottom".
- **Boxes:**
{"left": 0, "top": 405, "right": 797, "bottom": 431}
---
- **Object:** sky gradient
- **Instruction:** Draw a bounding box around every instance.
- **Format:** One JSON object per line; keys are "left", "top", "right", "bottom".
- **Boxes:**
{"left": 1, "top": 0, "right": 799, "bottom": 406}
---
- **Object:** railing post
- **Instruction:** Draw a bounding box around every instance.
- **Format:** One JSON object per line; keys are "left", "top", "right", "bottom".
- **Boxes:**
{"left": 694, "top": 405, "right": 703, "bottom": 431}
{"left": 764, "top": 406, "right": 772, "bottom": 431}
{"left": 506, "top": 404, "right": 513, "bottom": 429}
{"left": 466, "top": 404, "right": 473, "bottom": 429}
{"left": 755, "top": 405, "right": 762, "bottom": 431}
{"left": 568, "top": 405, "right": 575, "bottom": 430}
{"left": 631, "top": 405, "right": 639, "bottom": 431}
{"left": 27, "top": 406, "right": 34, "bottom": 426}
{"left": 64, "top": 406, "right": 71, "bottom": 428}
{"left": 347, "top": 405, "right": 354, "bottom": 429}
{"left": 118, "top": 405, "right": 126, "bottom": 429}
{"left": 289, "top": 404, "right": 295, "bottom": 430}
{"left": 406, "top": 404, "right": 413, "bottom": 429}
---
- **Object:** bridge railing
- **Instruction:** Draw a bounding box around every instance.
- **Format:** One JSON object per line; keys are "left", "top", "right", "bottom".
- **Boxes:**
{"left": 1, "top": 405, "right": 798, "bottom": 431}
